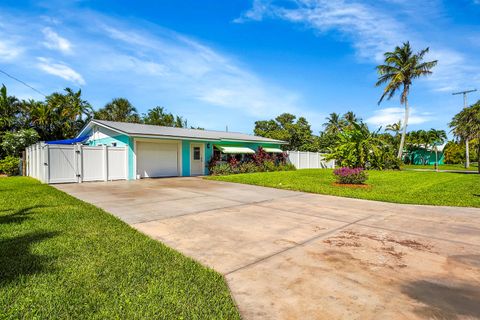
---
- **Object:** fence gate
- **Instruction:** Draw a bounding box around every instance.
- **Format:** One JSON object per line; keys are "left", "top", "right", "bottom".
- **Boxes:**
{"left": 26, "top": 142, "right": 128, "bottom": 184}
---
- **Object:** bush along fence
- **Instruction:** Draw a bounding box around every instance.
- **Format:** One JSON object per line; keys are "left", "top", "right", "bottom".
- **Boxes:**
{"left": 286, "top": 151, "right": 335, "bottom": 169}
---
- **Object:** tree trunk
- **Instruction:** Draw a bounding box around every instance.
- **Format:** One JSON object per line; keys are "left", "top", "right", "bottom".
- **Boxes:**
{"left": 465, "top": 139, "right": 470, "bottom": 168}
{"left": 397, "top": 99, "right": 409, "bottom": 159}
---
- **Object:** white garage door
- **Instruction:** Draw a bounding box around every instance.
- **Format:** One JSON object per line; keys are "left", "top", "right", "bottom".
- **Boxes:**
{"left": 136, "top": 141, "right": 178, "bottom": 178}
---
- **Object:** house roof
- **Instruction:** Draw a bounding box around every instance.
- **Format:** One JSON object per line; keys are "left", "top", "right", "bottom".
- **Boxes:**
{"left": 80, "top": 120, "right": 286, "bottom": 144}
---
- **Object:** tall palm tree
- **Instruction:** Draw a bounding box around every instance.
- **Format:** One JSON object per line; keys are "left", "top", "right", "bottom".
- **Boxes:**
{"left": 323, "top": 112, "right": 345, "bottom": 134}
{"left": 450, "top": 102, "right": 480, "bottom": 170}
{"left": 376, "top": 42, "right": 437, "bottom": 159}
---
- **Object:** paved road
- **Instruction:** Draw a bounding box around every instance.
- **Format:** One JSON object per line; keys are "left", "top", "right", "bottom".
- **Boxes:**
{"left": 55, "top": 178, "right": 480, "bottom": 319}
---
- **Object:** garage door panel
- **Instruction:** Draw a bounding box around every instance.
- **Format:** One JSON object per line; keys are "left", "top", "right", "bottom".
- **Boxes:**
{"left": 137, "top": 142, "right": 178, "bottom": 178}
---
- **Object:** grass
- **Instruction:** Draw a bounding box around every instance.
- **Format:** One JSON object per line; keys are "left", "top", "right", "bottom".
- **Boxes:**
{"left": 403, "top": 163, "right": 478, "bottom": 171}
{"left": 0, "top": 177, "right": 240, "bottom": 319}
{"left": 208, "top": 169, "right": 480, "bottom": 207}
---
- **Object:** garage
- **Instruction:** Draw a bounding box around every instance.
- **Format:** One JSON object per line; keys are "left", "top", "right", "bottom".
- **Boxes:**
{"left": 136, "top": 141, "right": 179, "bottom": 178}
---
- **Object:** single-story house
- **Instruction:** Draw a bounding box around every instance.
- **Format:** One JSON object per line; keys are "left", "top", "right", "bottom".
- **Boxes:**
{"left": 78, "top": 120, "right": 286, "bottom": 179}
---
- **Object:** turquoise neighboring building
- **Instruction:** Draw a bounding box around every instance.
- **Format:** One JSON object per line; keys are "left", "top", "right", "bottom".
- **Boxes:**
{"left": 78, "top": 120, "right": 285, "bottom": 179}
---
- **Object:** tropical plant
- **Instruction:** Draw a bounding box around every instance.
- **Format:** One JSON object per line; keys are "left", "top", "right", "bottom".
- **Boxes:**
{"left": 94, "top": 98, "right": 140, "bottom": 123}
{"left": 0, "top": 84, "right": 21, "bottom": 132}
{"left": 376, "top": 42, "right": 437, "bottom": 159}
{"left": 325, "top": 121, "right": 391, "bottom": 169}
{"left": 449, "top": 101, "right": 480, "bottom": 169}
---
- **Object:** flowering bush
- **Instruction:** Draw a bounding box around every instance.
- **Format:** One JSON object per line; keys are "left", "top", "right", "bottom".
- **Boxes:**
{"left": 333, "top": 167, "right": 367, "bottom": 184}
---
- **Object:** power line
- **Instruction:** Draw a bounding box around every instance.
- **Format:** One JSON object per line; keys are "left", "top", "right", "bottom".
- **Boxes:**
{"left": 0, "top": 69, "right": 47, "bottom": 97}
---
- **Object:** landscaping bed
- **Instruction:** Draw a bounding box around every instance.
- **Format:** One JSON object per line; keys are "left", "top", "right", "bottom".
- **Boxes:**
{"left": 208, "top": 169, "right": 480, "bottom": 207}
{"left": 0, "top": 177, "right": 240, "bottom": 319}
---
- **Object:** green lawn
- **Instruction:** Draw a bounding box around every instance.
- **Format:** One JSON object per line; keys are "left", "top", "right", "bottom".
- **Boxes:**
{"left": 208, "top": 169, "right": 480, "bottom": 207}
{"left": 403, "top": 163, "right": 478, "bottom": 171}
{"left": 0, "top": 177, "right": 239, "bottom": 319}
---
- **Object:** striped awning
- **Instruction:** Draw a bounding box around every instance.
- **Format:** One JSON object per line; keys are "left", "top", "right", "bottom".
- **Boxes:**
{"left": 216, "top": 146, "right": 255, "bottom": 154}
{"left": 263, "top": 147, "right": 283, "bottom": 153}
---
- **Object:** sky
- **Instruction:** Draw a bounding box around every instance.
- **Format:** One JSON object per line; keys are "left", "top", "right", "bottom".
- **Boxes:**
{"left": 0, "top": 0, "right": 479, "bottom": 135}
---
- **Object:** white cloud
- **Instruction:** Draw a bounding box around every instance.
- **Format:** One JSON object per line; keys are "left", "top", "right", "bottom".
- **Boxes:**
{"left": 0, "top": 39, "right": 23, "bottom": 61}
{"left": 366, "top": 107, "right": 433, "bottom": 128}
{"left": 42, "top": 27, "right": 72, "bottom": 53}
{"left": 36, "top": 57, "right": 85, "bottom": 85}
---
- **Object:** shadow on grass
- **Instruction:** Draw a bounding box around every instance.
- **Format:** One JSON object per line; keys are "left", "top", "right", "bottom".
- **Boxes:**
{"left": 0, "top": 206, "right": 47, "bottom": 225}
{"left": 0, "top": 231, "right": 59, "bottom": 286}
{"left": 401, "top": 279, "right": 480, "bottom": 319}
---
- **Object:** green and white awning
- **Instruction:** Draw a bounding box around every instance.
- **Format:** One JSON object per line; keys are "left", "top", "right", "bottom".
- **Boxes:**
{"left": 216, "top": 146, "right": 255, "bottom": 154}
{"left": 263, "top": 147, "right": 283, "bottom": 153}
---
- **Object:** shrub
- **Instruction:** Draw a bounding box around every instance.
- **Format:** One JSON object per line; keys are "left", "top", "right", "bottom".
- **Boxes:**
{"left": 0, "top": 156, "right": 20, "bottom": 176}
{"left": 209, "top": 163, "right": 233, "bottom": 176}
{"left": 262, "top": 160, "right": 277, "bottom": 172}
{"left": 333, "top": 167, "right": 367, "bottom": 184}
{"left": 237, "top": 162, "right": 259, "bottom": 174}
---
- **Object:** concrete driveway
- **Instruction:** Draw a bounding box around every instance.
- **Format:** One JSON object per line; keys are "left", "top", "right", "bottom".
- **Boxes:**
{"left": 55, "top": 178, "right": 480, "bottom": 319}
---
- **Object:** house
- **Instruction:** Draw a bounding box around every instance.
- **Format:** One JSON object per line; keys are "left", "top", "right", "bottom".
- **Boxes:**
{"left": 78, "top": 120, "right": 286, "bottom": 179}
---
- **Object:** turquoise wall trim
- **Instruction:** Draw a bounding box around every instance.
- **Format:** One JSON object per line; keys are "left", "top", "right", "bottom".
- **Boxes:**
{"left": 88, "top": 135, "right": 129, "bottom": 147}
{"left": 181, "top": 140, "right": 190, "bottom": 177}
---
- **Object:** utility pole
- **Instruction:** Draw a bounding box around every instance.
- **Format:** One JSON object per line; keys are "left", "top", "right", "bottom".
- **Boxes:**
{"left": 452, "top": 89, "right": 477, "bottom": 168}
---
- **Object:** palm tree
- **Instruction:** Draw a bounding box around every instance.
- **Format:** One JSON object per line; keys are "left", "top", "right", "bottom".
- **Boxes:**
{"left": 94, "top": 98, "right": 140, "bottom": 123}
{"left": 323, "top": 112, "right": 346, "bottom": 134}
{"left": 385, "top": 120, "right": 401, "bottom": 136}
{"left": 376, "top": 42, "right": 437, "bottom": 159}
{"left": 343, "top": 111, "right": 358, "bottom": 125}
{"left": 450, "top": 102, "right": 480, "bottom": 170}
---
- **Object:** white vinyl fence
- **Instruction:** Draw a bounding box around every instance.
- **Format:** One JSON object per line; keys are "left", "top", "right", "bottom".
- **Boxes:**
{"left": 26, "top": 142, "right": 128, "bottom": 184}
{"left": 286, "top": 151, "right": 335, "bottom": 169}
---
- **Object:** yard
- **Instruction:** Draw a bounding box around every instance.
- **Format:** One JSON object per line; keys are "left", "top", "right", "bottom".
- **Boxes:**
{"left": 208, "top": 169, "right": 480, "bottom": 207}
{"left": 0, "top": 177, "right": 239, "bottom": 319}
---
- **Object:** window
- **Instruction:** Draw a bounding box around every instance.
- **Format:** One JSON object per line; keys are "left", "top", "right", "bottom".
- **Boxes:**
{"left": 193, "top": 147, "right": 201, "bottom": 160}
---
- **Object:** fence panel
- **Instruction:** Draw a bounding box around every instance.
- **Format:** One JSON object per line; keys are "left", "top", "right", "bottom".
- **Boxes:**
{"left": 107, "top": 147, "right": 127, "bottom": 180}
{"left": 286, "top": 151, "right": 335, "bottom": 169}
{"left": 82, "top": 146, "right": 105, "bottom": 182}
